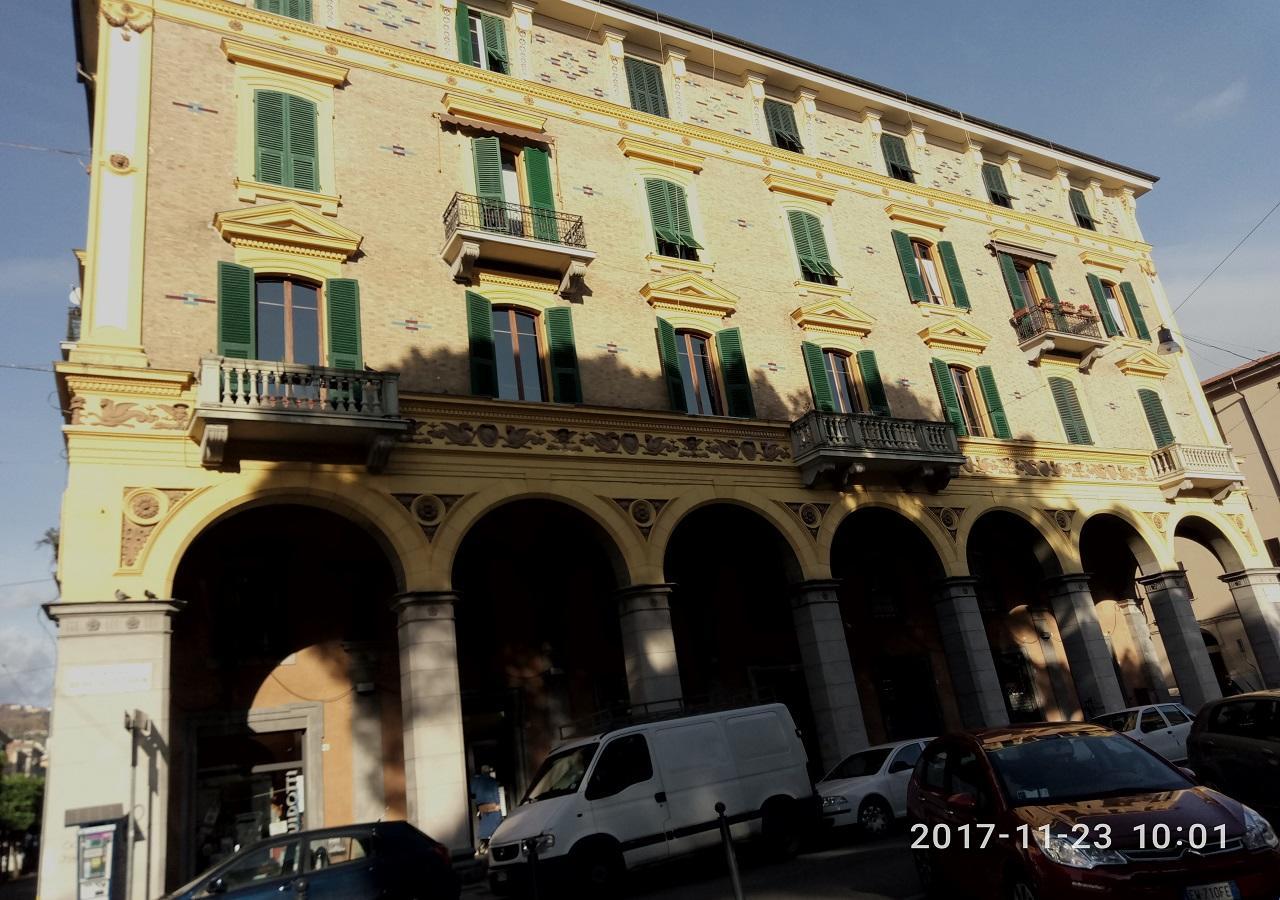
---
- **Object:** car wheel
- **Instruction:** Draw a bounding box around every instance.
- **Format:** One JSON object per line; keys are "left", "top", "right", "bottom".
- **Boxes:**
{"left": 762, "top": 797, "right": 803, "bottom": 858}
{"left": 570, "top": 842, "right": 623, "bottom": 896}
{"left": 857, "top": 796, "right": 893, "bottom": 837}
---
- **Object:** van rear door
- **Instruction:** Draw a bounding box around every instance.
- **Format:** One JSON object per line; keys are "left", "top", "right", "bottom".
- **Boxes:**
{"left": 583, "top": 733, "right": 669, "bottom": 867}
{"left": 651, "top": 719, "right": 744, "bottom": 854}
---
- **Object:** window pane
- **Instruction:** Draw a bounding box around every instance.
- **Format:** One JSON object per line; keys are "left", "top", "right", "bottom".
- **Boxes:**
{"left": 1015, "top": 265, "right": 1037, "bottom": 304}
{"left": 914, "top": 242, "right": 943, "bottom": 303}
{"left": 677, "top": 333, "right": 717, "bottom": 415}
{"left": 255, "top": 279, "right": 287, "bottom": 363}
{"left": 500, "top": 151, "right": 523, "bottom": 234}
{"left": 824, "top": 351, "right": 859, "bottom": 414}
{"left": 1140, "top": 709, "right": 1166, "bottom": 733}
{"left": 1103, "top": 284, "right": 1129, "bottom": 336}
{"left": 892, "top": 742, "right": 923, "bottom": 771}
{"left": 950, "top": 367, "right": 985, "bottom": 437}
{"left": 493, "top": 311, "right": 520, "bottom": 400}
{"left": 219, "top": 842, "right": 298, "bottom": 888}
{"left": 920, "top": 749, "right": 947, "bottom": 792}
{"left": 1160, "top": 705, "right": 1189, "bottom": 726}
{"left": 306, "top": 834, "right": 369, "bottom": 869}
{"left": 468, "top": 13, "right": 484, "bottom": 68}
{"left": 691, "top": 336, "right": 719, "bottom": 415}
{"left": 515, "top": 311, "right": 543, "bottom": 402}
{"left": 291, "top": 283, "right": 320, "bottom": 366}
{"left": 585, "top": 735, "right": 654, "bottom": 800}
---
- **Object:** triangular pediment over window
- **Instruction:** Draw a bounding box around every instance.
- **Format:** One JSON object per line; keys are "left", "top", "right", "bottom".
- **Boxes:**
{"left": 213, "top": 201, "right": 362, "bottom": 260}
{"left": 640, "top": 272, "right": 738, "bottom": 318}
{"left": 918, "top": 315, "right": 992, "bottom": 353}
{"left": 1116, "top": 347, "right": 1172, "bottom": 379}
{"left": 790, "top": 297, "right": 875, "bottom": 338}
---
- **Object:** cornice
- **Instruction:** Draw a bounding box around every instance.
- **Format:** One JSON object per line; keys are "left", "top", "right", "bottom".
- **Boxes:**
{"left": 220, "top": 37, "right": 349, "bottom": 85}
{"left": 618, "top": 137, "right": 706, "bottom": 173}
{"left": 1079, "top": 248, "right": 1129, "bottom": 273}
{"left": 443, "top": 91, "right": 548, "bottom": 132}
{"left": 1115, "top": 348, "right": 1172, "bottom": 379}
{"left": 885, "top": 202, "right": 949, "bottom": 231}
{"left": 764, "top": 173, "right": 838, "bottom": 204}
{"left": 213, "top": 201, "right": 363, "bottom": 259}
{"left": 640, "top": 271, "right": 738, "bottom": 318}
{"left": 918, "top": 316, "right": 991, "bottom": 354}
{"left": 790, "top": 297, "right": 874, "bottom": 338}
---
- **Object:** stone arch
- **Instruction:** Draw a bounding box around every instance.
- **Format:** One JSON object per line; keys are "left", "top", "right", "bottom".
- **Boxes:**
{"left": 960, "top": 505, "right": 1071, "bottom": 576}
{"left": 818, "top": 494, "right": 962, "bottom": 577}
{"left": 1171, "top": 511, "right": 1248, "bottom": 573}
{"left": 1077, "top": 509, "right": 1166, "bottom": 576}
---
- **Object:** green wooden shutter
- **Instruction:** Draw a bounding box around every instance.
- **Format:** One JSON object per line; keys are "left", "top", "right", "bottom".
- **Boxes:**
{"left": 764, "top": 99, "right": 803, "bottom": 152}
{"left": 656, "top": 317, "right": 686, "bottom": 412}
{"left": 1138, "top": 388, "right": 1175, "bottom": 448}
{"left": 1087, "top": 274, "right": 1121, "bottom": 337}
{"left": 880, "top": 133, "right": 914, "bottom": 182}
{"left": 1049, "top": 377, "right": 1092, "bottom": 445}
{"left": 669, "top": 182, "right": 700, "bottom": 249}
{"left": 624, "top": 57, "right": 668, "bottom": 118}
{"left": 804, "top": 214, "right": 837, "bottom": 276}
{"left": 466, "top": 291, "right": 497, "bottom": 396}
{"left": 285, "top": 0, "right": 312, "bottom": 22}
{"left": 975, "top": 366, "right": 1011, "bottom": 439}
{"left": 325, "top": 279, "right": 362, "bottom": 370}
{"left": 254, "top": 0, "right": 283, "bottom": 13}
{"left": 472, "top": 136, "right": 504, "bottom": 202}
{"left": 254, "top": 90, "right": 286, "bottom": 186}
{"left": 936, "top": 241, "right": 970, "bottom": 309}
{"left": 523, "top": 146, "right": 558, "bottom": 242}
{"left": 891, "top": 230, "right": 927, "bottom": 303}
{"left": 1070, "top": 189, "right": 1095, "bottom": 229}
{"left": 930, "top": 358, "right": 966, "bottom": 436}
{"left": 856, "top": 350, "right": 890, "bottom": 417}
{"left": 997, "top": 252, "right": 1027, "bottom": 311}
{"left": 284, "top": 94, "right": 318, "bottom": 191}
{"left": 982, "top": 163, "right": 1012, "bottom": 206}
{"left": 646, "top": 180, "right": 700, "bottom": 251}
{"left": 716, "top": 327, "right": 755, "bottom": 418}
{"left": 217, "top": 261, "right": 255, "bottom": 359}
{"left": 481, "top": 13, "right": 509, "bottom": 73}
{"left": 801, "top": 342, "right": 835, "bottom": 413}
{"left": 456, "top": 2, "right": 474, "bottom": 66}
{"left": 544, "top": 307, "right": 582, "bottom": 403}
{"left": 1120, "top": 282, "right": 1151, "bottom": 340}
{"left": 1034, "top": 262, "right": 1060, "bottom": 303}
{"left": 788, "top": 211, "right": 837, "bottom": 279}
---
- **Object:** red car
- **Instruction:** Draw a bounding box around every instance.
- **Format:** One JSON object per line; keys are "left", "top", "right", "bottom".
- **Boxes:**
{"left": 907, "top": 723, "right": 1280, "bottom": 899}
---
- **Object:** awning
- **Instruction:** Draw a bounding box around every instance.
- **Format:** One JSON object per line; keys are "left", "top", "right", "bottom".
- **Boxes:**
{"left": 438, "top": 113, "right": 553, "bottom": 146}
{"left": 989, "top": 240, "right": 1056, "bottom": 264}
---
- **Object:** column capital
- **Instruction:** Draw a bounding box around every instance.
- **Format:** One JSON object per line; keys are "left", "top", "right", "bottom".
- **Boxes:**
{"left": 616, "top": 583, "right": 675, "bottom": 612}
{"left": 44, "top": 599, "right": 185, "bottom": 635}
{"left": 742, "top": 70, "right": 767, "bottom": 92}
{"left": 934, "top": 575, "right": 980, "bottom": 593}
{"left": 1137, "top": 569, "right": 1190, "bottom": 591}
{"left": 511, "top": 1, "right": 536, "bottom": 28}
{"left": 789, "top": 579, "right": 841, "bottom": 607}
{"left": 600, "top": 26, "right": 628, "bottom": 51}
{"left": 1221, "top": 567, "right": 1280, "bottom": 587}
{"left": 794, "top": 86, "right": 819, "bottom": 106}
{"left": 1043, "top": 572, "right": 1093, "bottom": 594}
{"left": 390, "top": 591, "right": 459, "bottom": 621}
{"left": 663, "top": 44, "right": 689, "bottom": 73}
{"left": 908, "top": 122, "right": 927, "bottom": 148}
{"left": 862, "top": 109, "right": 883, "bottom": 134}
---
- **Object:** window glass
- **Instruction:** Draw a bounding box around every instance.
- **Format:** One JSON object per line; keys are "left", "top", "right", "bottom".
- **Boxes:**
{"left": 823, "top": 351, "right": 861, "bottom": 414}
{"left": 290, "top": 283, "right": 320, "bottom": 367}
{"left": 468, "top": 11, "right": 485, "bottom": 69}
{"left": 256, "top": 278, "right": 287, "bottom": 363}
{"left": 826, "top": 748, "right": 891, "bottom": 781}
{"left": 493, "top": 308, "right": 544, "bottom": 402}
{"left": 524, "top": 743, "right": 598, "bottom": 803}
{"left": 1160, "top": 705, "right": 1190, "bottom": 727}
{"left": 949, "top": 750, "right": 992, "bottom": 808}
{"left": 890, "top": 742, "right": 924, "bottom": 772}
{"left": 1209, "top": 700, "right": 1265, "bottom": 738}
{"left": 1140, "top": 709, "right": 1167, "bottom": 733}
{"left": 306, "top": 834, "right": 369, "bottom": 870}
{"left": 1102, "top": 282, "right": 1129, "bottom": 336}
{"left": 217, "top": 841, "right": 299, "bottom": 888}
{"left": 499, "top": 150, "right": 522, "bottom": 232}
{"left": 912, "top": 240, "right": 944, "bottom": 303}
{"left": 986, "top": 732, "right": 1188, "bottom": 805}
{"left": 1094, "top": 710, "right": 1138, "bottom": 733}
{"left": 1014, "top": 263, "right": 1038, "bottom": 305}
{"left": 920, "top": 747, "right": 948, "bottom": 793}
{"left": 676, "top": 332, "right": 721, "bottom": 415}
{"left": 950, "top": 367, "right": 986, "bottom": 437}
{"left": 255, "top": 277, "right": 320, "bottom": 365}
{"left": 585, "top": 735, "right": 654, "bottom": 800}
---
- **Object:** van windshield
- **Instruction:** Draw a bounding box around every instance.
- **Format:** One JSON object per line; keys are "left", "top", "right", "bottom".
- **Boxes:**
{"left": 523, "top": 743, "right": 599, "bottom": 804}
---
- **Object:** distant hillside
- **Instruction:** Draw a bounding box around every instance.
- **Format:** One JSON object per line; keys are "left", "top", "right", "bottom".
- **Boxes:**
{"left": 0, "top": 705, "right": 50, "bottom": 741}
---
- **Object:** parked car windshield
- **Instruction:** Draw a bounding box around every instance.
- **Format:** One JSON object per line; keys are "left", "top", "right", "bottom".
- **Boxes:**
{"left": 823, "top": 747, "right": 891, "bottom": 781}
{"left": 1092, "top": 710, "right": 1138, "bottom": 732}
{"left": 523, "top": 743, "right": 599, "bottom": 803}
{"left": 986, "top": 733, "right": 1190, "bottom": 806}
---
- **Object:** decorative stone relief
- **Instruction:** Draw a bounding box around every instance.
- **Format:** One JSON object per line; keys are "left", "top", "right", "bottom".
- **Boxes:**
{"left": 1043, "top": 508, "right": 1076, "bottom": 535}
{"left": 961, "top": 455, "right": 1150, "bottom": 483}
{"left": 1227, "top": 513, "right": 1258, "bottom": 554}
{"left": 927, "top": 506, "right": 964, "bottom": 541}
{"left": 780, "top": 501, "right": 829, "bottom": 539}
{"left": 70, "top": 397, "right": 191, "bottom": 431}
{"left": 1142, "top": 511, "right": 1169, "bottom": 535}
{"left": 608, "top": 497, "right": 669, "bottom": 540}
{"left": 120, "top": 488, "right": 194, "bottom": 568}
{"left": 101, "top": 1, "right": 154, "bottom": 36}
{"left": 392, "top": 492, "right": 465, "bottom": 541}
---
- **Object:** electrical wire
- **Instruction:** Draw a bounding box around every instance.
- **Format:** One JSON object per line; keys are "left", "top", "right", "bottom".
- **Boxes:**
{"left": 1172, "top": 195, "right": 1280, "bottom": 314}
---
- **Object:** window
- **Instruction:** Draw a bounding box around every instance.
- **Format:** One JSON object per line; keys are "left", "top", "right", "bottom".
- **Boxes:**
{"left": 787, "top": 210, "right": 839, "bottom": 285}
{"left": 456, "top": 4, "right": 509, "bottom": 74}
{"left": 585, "top": 735, "right": 654, "bottom": 800}
{"left": 764, "top": 99, "right": 804, "bottom": 153}
{"left": 466, "top": 293, "right": 582, "bottom": 403}
{"left": 644, "top": 179, "right": 701, "bottom": 260}
{"left": 949, "top": 366, "right": 985, "bottom": 437}
{"left": 254, "top": 90, "right": 318, "bottom": 191}
{"left": 801, "top": 343, "right": 890, "bottom": 417}
{"left": 1140, "top": 709, "right": 1167, "bottom": 733}
{"left": 982, "top": 163, "right": 1013, "bottom": 208}
{"left": 1207, "top": 700, "right": 1268, "bottom": 738}
{"left": 216, "top": 841, "right": 299, "bottom": 889}
{"left": 919, "top": 746, "right": 948, "bottom": 793}
{"left": 827, "top": 748, "right": 891, "bottom": 780}
{"left": 1048, "top": 376, "right": 1093, "bottom": 445}
{"left": 493, "top": 307, "right": 546, "bottom": 402}
{"left": 824, "top": 351, "right": 862, "bottom": 414}
{"left": 624, "top": 57, "right": 669, "bottom": 118}
{"left": 1138, "top": 388, "right": 1175, "bottom": 448}
{"left": 1161, "top": 705, "right": 1191, "bottom": 727}
{"left": 891, "top": 232, "right": 971, "bottom": 308}
{"left": 997, "top": 253, "right": 1059, "bottom": 313}
{"left": 949, "top": 751, "right": 993, "bottom": 810}
{"left": 913, "top": 239, "right": 945, "bottom": 303}
{"left": 1069, "top": 188, "right": 1096, "bottom": 230}
{"left": 657, "top": 321, "right": 755, "bottom": 417}
{"left": 880, "top": 133, "right": 915, "bottom": 182}
{"left": 255, "top": 277, "right": 321, "bottom": 365}
{"left": 255, "top": 0, "right": 312, "bottom": 21}
{"left": 470, "top": 137, "right": 558, "bottom": 240}
{"left": 889, "top": 742, "right": 924, "bottom": 773}
{"left": 930, "top": 360, "right": 1011, "bottom": 439}
{"left": 675, "top": 330, "right": 721, "bottom": 416}
{"left": 307, "top": 833, "right": 370, "bottom": 869}
{"left": 1086, "top": 277, "right": 1152, "bottom": 341}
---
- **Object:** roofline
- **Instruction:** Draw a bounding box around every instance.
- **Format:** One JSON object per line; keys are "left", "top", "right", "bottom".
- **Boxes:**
{"left": 1202, "top": 351, "right": 1280, "bottom": 393}
{"left": 590, "top": 0, "right": 1158, "bottom": 185}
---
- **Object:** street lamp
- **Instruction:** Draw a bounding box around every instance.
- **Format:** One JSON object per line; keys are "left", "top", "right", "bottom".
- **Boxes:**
{"left": 1156, "top": 325, "right": 1182, "bottom": 355}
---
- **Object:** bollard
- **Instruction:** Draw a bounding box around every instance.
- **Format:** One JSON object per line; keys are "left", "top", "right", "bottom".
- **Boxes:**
{"left": 715, "top": 801, "right": 745, "bottom": 900}
{"left": 523, "top": 838, "right": 541, "bottom": 900}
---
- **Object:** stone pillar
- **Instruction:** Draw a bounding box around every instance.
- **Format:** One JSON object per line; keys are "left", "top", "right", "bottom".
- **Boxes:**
{"left": 343, "top": 641, "right": 387, "bottom": 823}
{"left": 862, "top": 109, "right": 883, "bottom": 173}
{"left": 795, "top": 87, "right": 818, "bottom": 155}
{"left": 1028, "top": 605, "right": 1081, "bottom": 718}
{"left": 1044, "top": 575, "right": 1125, "bottom": 718}
{"left": 1221, "top": 568, "right": 1280, "bottom": 688}
{"left": 616, "top": 585, "right": 683, "bottom": 710}
{"left": 664, "top": 45, "right": 688, "bottom": 122}
{"left": 40, "top": 600, "right": 182, "bottom": 900}
{"left": 1138, "top": 571, "right": 1222, "bottom": 712}
{"left": 438, "top": 0, "right": 458, "bottom": 63}
{"left": 510, "top": 1, "right": 536, "bottom": 81}
{"left": 600, "top": 27, "right": 628, "bottom": 106}
{"left": 392, "top": 592, "right": 471, "bottom": 854}
{"left": 932, "top": 578, "right": 1008, "bottom": 728}
{"left": 743, "top": 70, "right": 767, "bottom": 141}
{"left": 790, "top": 581, "right": 868, "bottom": 770}
{"left": 1117, "top": 599, "right": 1172, "bottom": 701}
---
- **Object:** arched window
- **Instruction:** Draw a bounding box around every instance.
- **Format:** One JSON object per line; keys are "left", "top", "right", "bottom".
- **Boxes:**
{"left": 1086, "top": 274, "right": 1152, "bottom": 341}
{"left": 255, "top": 276, "right": 321, "bottom": 365}
{"left": 823, "top": 350, "right": 861, "bottom": 414}
{"left": 801, "top": 343, "right": 892, "bottom": 418}
{"left": 930, "top": 359, "right": 1011, "bottom": 439}
{"left": 466, "top": 293, "right": 582, "bottom": 403}
{"left": 890, "top": 232, "right": 971, "bottom": 309}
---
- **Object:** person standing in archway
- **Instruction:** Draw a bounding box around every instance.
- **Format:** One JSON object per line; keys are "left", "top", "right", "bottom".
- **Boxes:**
{"left": 470, "top": 765, "right": 503, "bottom": 854}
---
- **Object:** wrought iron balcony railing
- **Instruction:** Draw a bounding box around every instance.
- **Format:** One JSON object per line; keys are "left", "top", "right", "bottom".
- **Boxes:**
{"left": 790, "top": 410, "right": 965, "bottom": 490}
{"left": 1012, "top": 305, "right": 1105, "bottom": 343}
{"left": 443, "top": 192, "right": 587, "bottom": 248}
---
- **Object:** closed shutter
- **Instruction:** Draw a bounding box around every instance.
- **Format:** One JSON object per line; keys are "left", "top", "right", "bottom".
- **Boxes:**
{"left": 997, "top": 252, "right": 1027, "bottom": 311}
{"left": 763, "top": 99, "right": 803, "bottom": 152}
{"left": 788, "top": 211, "right": 838, "bottom": 278}
{"left": 544, "top": 306, "right": 582, "bottom": 403}
{"left": 254, "top": 90, "right": 286, "bottom": 186}
{"left": 456, "top": 2, "right": 474, "bottom": 66}
{"left": 975, "top": 366, "right": 1011, "bottom": 439}
{"left": 523, "top": 146, "right": 558, "bottom": 242}
{"left": 217, "top": 261, "right": 255, "bottom": 359}
{"left": 716, "top": 328, "right": 755, "bottom": 418}
{"left": 982, "top": 163, "right": 1012, "bottom": 206}
{"left": 1120, "top": 282, "right": 1151, "bottom": 340}
{"left": 1138, "top": 389, "right": 1175, "bottom": 447}
{"left": 1070, "top": 189, "right": 1096, "bottom": 229}
{"left": 624, "top": 57, "right": 669, "bottom": 118}
{"left": 466, "top": 291, "right": 498, "bottom": 396}
{"left": 891, "top": 230, "right": 927, "bottom": 303}
{"left": 801, "top": 342, "right": 835, "bottom": 413}
{"left": 285, "top": 0, "right": 312, "bottom": 22}
{"left": 856, "top": 350, "right": 891, "bottom": 417}
{"left": 1087, "top": 274, "right": 1121, "bottom": 337}
{"left": 936, "top": 242, "right": 970, "bottom": 309}
{"left": 254, "top": 0, "right": 283, "bottom": 13}
{"left": 880, "top": 133, "right": 914, "bottom": 182}
{"left": 285, "top": 94, "right": 318, "bottom": 191}
{"left": 1049, "top": 377, "right": 1092, "bottom": 445}
{"left": 481, "top": 13, "right": 509, "bottom": 73}
{"left": 930, "top": 358, "right": 967, "bottom": 436}
{"left": 656, "top": 317, "right": 686, "bottom": 412}
{"left": 325, "top": 279, "right": 362, "bottom": 369}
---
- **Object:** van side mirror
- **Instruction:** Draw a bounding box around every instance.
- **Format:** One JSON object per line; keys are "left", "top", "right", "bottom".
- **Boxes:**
{"left": 946, "top": 792, "right": 976, "bottom": 814}
{"left": 205, "top": 876, "right": 227, "bottom": 895}
{"left": 888, "top": 760, "right": 913, "bottom": 774}
{"left": 1179, "top": 766, "right": 1197, "bottom": 783}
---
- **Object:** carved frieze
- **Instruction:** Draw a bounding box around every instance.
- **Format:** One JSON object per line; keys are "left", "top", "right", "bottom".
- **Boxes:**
{"left": 120, "top": 488, "right": 195, "bottom": 568}
{"left": 961, "top": 455, "right": 1150, "bottom": 483}
{"left": 70, "top": 397, "right": 191, "bottom": 431}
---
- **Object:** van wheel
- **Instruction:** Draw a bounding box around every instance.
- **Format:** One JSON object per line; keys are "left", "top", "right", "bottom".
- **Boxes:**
{"left": 857, "top": 796, "right": 893, "bottom": 837}
{"left": 761, "top": 797, "right": 802, "bottom": 859}
{"left": 570, "top": 841, "right": 623, "bottom": 895}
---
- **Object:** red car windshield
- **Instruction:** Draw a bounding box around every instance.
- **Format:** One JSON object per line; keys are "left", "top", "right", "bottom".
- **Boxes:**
{"left": 986, "top": 733, "right": 1190, "bottom": 806}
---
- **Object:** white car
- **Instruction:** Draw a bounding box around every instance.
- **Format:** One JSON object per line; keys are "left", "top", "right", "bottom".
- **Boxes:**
{"left": 817, "top": 738, "right": 931, "bottom": 836}
{"left": 1091, "top": 703, "right": 1196, "bottom": 763}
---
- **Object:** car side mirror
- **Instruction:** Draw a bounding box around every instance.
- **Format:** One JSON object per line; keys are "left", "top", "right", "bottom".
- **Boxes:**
{"left": 1179, "top": 766, "right": 1197, "bottom": 783}
{"left": 888, "top": 761, "right": 913, "bottom": 774}
{"left": 946, "top": 792, "right": 977, "bottom": 814}
{"left": 205, "top": 877, "right": 227, "bottom": 895}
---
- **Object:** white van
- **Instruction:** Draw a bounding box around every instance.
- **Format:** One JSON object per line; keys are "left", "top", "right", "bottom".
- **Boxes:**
{"left": 487, "top": 703, "right": 813, "bottom": 895}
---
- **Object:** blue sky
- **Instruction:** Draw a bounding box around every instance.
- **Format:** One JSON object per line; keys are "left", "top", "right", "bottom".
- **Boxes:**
{"left": 1, "top": 1, "right": 1277, "bottom": 705}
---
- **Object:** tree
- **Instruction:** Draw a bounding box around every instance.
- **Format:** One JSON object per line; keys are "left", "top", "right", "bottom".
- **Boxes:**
{"left": 0, "top": 775, "right": 43, "bottom": 876}
{"left": 36, "top": 527, "right": 59, "bottom": 591}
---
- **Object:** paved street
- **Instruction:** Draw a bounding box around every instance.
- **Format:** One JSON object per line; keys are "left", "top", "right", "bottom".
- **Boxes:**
{"left": 0, "top": 877, "right": 36, "bottom": 900}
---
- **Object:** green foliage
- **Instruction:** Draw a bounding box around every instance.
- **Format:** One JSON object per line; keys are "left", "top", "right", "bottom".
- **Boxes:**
{"left": 0, "top": 775, "right": 44, "bottom": 835}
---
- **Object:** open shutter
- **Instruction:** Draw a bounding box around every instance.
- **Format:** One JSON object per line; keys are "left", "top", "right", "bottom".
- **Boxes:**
{"left": 856, "top": 350, "right": 891, "bottom": 417}
{"left": 788, "top": 209, "right": 814, "bottom": 268}
{"left": 788, "top": 211, "right": 836, "bottom": 278}
{"left": 325, "top": 279, "right": 362, "bottom": 370}
{"left": 217, "top": 262, "right": 255, "bottom": 359}
{"left": 764, "top": 99, "right": 803, "bottom": 152}
{"left": 625, "top": 57, "right": 668, "bottom": 118}
{"left": 801, "top": 342, "right": 835, "bottom": 413}
{"left": 645, "top": 179, "right": 677, "bottom": 248}
{"left": 982, "top": 163, "right": 1012, "bottom": 206}
{"left": 1034, "top": 262, "right": 1059, "bottom": 304}
{"left": 975, "top": 366, "right": 1011, "bottom": 439}
{"left": 656, "top": 317, "right": 686, "bottom": 412}
{"left": 1138, "top": 388, "right": 1174, "bottom": 448}
{"left": 1049, "top": 377, "right": 1092, "bottom": 445}
{"left": 997, "top": 252, "right": 1027, "bottom": 311}
{"left": 254, "top": 90, "right": 286, "bottom": 186}
{"left": 930, "top": 359, "right": 967, "bottom": 436}
{"left": 466, "top": 292, "right": 497, "bottom": 397}
{"left": 481, "top": 13, "right": 509, "bottom": 73}
{"left": 523, "top": 146, "right": 558, "bottom": 242}
{"left": 1120, "top": 282, "right": 1151, "bottom": 340}
{"left": 891, "top": 230, "right": 927, "bottom": 303}
{"left": 804, "top": 214, "right": 837, "bottom": 276}
{"left": 669, "top": 183, "right": 700, "bottom": 249}
{"left": 1070, "top": 189, "right": 1096, "bottom": 229}
{"left": 936, "top": 242, "right": 970, "bottom": 309}
{"left": 456, "top": 2, "right": 474, "bottom": 66}
{"left": 1087, "top": 274, "right": 1120, "bottom": 337}
{"left": 285, "top": 95, "right": 318, "bottom": 191}
{"left": 716, "top": 328, "right": 755, "bottom": 418}
{"left": 880, "top": 134, "right": 914, "bottom": 181}
{"left": 544, "top": 307, "right": 582, "bottom": 403}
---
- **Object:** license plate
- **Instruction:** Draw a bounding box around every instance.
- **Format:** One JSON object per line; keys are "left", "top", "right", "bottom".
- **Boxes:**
{"left": 1184, "top": 883, "right": 1238, "bottom": 900}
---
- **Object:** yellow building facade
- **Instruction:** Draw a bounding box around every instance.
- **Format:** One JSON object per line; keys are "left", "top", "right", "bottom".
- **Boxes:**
{"left": 45, "top": 0, "right": 1280, "bottom": 896}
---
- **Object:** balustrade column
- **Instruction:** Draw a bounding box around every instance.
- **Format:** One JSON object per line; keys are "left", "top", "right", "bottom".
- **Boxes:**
{"left": 1044, "top": 575, "right": 1125, "bottom": 718}
{"left": 933, "top": 578, "right": 1009, "bottom": 728}
{"left": 1117, "top": 599, "right": 1172, "bottom": 702}
{"left": 791, "top": 580, "right": 868, "bottom": 770}
{"left": 1220, "top": 568, "right": 1280, "bottom": 688}
{"left": 1137, "top": 571, "right": 1221, "bottom": 712}
{"left": 616, "top": 585, "right": 683, "bottom": 710}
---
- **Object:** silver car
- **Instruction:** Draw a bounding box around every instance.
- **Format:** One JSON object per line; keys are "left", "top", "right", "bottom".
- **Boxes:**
{"left": 1092, "top": 703, "right": 1195, "bottom": 762}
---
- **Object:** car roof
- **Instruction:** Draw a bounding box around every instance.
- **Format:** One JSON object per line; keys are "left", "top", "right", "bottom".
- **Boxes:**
{"left": 1090, "top": 704, "right": 1181, "bottom": 718}
{"left": 1210, "top": 689, "right": 1280, "bottom": 702}
{"left": 946, "top": 722, "right": 1113, "bottom": 750}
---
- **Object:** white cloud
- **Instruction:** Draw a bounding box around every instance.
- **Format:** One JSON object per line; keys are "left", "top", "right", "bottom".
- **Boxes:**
{"left": 1176, "top": 78, "right": 1248, "bottom": 125}
{"left": 0, "top": 626, "right": 55, "bottom": 707}
{"left": 0, "top": 255, "right": 78, "bottom": 299}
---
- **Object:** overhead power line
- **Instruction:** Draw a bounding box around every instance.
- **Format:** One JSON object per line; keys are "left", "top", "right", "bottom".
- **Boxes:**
{"left": 1173, "top": 196, "right": 1280, "bottom": 314}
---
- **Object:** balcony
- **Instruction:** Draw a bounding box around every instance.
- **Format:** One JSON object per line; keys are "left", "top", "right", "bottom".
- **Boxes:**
{"left": 1151, "top": 442, "right": 1245, "bottom": 501}
{"left": 790, "top": 410, "right": 966, "bottom": 490}
{"left": 1013, "top": 302, "right": 1109, "bottom": 367}
{"left": 193, "top": 357, "right": 412, "bottom": 472}
{"left": 441, "top": 192, "right": 596, "bottom": 299}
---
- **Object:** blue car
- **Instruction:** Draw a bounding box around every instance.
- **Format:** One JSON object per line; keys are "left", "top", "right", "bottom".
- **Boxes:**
{"left": 164, "top": 821, "right": 459, "bottom": 900}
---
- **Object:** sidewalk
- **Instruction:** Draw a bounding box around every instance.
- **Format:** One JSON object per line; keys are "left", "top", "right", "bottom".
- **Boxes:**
{"left": 0, "top": 877, "right": 36, "bottom": 900}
